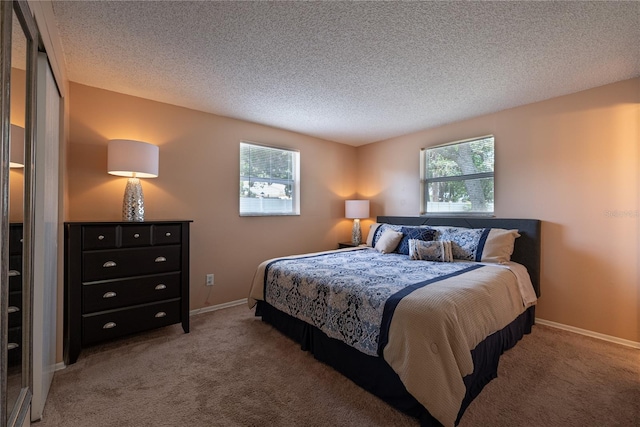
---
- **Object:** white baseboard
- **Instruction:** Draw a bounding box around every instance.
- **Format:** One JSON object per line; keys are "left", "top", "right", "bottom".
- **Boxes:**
{"left": 54, "top": 362, "right": 66, "bottom": 372}
{"left": 190, "top": 298, "right": 248, "bottom": 316}
{"left": 536, "top": 318, "right": 640, "bottom": 350}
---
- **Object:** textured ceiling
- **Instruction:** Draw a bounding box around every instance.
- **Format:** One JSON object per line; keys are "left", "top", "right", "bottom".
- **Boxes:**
{"left": 51, "top": 1, "right": 640, "bottom": 146}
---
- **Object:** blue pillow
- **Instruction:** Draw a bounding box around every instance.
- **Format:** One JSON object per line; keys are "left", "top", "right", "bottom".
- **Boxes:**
{"left": 396, "top": 227, "right": 437, "bottom": 255}
{"left": 434, "top": 227, "right": 490, "bottom": 261}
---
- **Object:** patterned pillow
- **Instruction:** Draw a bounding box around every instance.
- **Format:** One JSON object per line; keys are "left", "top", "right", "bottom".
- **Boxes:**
{"left": 396, "top": 227, "right": 437, "bottom": 255}
{"left": 409, "top": 239, "right": 453, "bottom": 262}
{"left": 433, "top": 227, "right": 487, "bottom": 261}
{"left": 371, "top": 224, "right": 437, "bottom": 249}
{"left": 374, "top": 229, "right": 403, "bottom": 253}
{"left": 432, "top": 226, "right": 520, "bottom": 263}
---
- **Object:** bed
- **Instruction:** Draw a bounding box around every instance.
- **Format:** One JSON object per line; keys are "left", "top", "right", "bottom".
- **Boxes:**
{"left": 248, "top": 216, "right": 541, "bottom": 426}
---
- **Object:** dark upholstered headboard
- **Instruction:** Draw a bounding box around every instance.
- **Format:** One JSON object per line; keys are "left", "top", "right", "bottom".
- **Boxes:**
{"left": 377, "top": 216, "right": 541, "bottom": 297}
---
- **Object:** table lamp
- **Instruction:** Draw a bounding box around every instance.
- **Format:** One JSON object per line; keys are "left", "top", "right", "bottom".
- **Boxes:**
{"left": 107, "top": 139, "right": 159, "bottom": 221}
{"left": 345, "top": 200, "right": 370, "bottom": 245}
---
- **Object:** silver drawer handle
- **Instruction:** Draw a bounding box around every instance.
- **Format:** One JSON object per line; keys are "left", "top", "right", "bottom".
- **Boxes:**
{"left": 8, "top": 269, "right": 20, "bottom": 277}
{"left": 103, "top": 322, "right": 117, "bottom": 329}
{"left": 103, "top": 291, "right": 117, "bottom": 299}
{"left": 155, "top": 311, "right": 167, "bottom": 318}
{"left": 8, "top": 343, "right": 19, "bottom": 350}
{"left": 8, "top": 306, "right": 20, "bottom": 313}
{"left": 155, "top": 284, "right": 167, "bottom": 290}
{"left": 165, "top": 232, "right": 171, "bottom": 237}
{"left": 103, "top": 261, "right": 117, "bottom": 268}
{"left": 19, "top": 238, "right": 23, "bottom": 243}
{"left": 134, "top": 233, "right": 140, "bottom": 238}
{"left": 154, "top": 256, "right": 167, "bottom": 263}
{"left": 98, "top": 235, "right": 105, "bottom": 240}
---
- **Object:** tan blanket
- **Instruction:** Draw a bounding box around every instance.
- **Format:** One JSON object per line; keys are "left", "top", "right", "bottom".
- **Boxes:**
{"left": 383, "top": 263, "right": 533, "bottom": 426}
{"left": 248, "top": 250, "right": 536, "bottom": 427}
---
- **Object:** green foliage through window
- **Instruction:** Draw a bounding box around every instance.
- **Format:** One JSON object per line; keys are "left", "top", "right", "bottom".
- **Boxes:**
{"left": 421, "top": 136, "right": 494, "bottom": 214}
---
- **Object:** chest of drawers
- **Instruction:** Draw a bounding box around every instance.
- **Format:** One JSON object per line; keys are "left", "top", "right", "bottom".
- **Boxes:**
{"left": 64, "top": 221, "right": 191, "bottom": 365}
{"left": 8, "top": 224, "right": 23, "bottom": 366}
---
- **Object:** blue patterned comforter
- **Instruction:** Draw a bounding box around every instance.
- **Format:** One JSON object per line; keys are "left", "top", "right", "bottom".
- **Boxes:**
{"left": 263, "top": 247, "right": 481, "bottom": 356}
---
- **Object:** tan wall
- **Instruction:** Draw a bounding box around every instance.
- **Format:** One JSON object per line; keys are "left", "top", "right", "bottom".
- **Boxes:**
{"left": 357, "top": 78, "right": 640, "bottom": 342}
{"left": 9, "top": 67, "right": 26, "bottom": 222}
{"left": 67, "top": 82, "right": 357, "bottom": 315}
{"left": 66, "top": 78, "right": 639, "bottom": 348}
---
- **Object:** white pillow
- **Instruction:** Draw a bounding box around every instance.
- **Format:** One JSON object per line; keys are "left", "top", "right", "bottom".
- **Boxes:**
{"left": 481, "top": 228, "right": 520, "bottom": 264}
{"left": 374, "top": 229, "right": 403, "bottom": 253}
{"left": 365, "top": 223, "right": 382, "bottom": 247}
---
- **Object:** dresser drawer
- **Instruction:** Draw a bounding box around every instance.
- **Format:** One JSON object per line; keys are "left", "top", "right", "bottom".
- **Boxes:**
{"left": 9, "top": 255, "right": 22, "bottom": 292}
{"left": 8, "top": 291, "right": 22, "bottom": 328}
{"left": 83, "top": 226, "right": 118, "bottom": 250}
{"left": 9, "top": 225, "right": 23, "bottom": 255}
{"left": 8, "top": 326, "right": 21, "bottom": 346}
{"left": 83, "top": 272, "right": 181, "bottom": 313}
{"left": 153, "top": 224, "right": 182, "bottom": 245}
{"left": 83, "top": 245, "right": 181, "bottom": 281}
{"left": 82, "top": 299, "right": 181, "bottom": 345}
{"left": 8, "top": 326, "right": 22, "bottom": 365}
{"left": 121, "top": 225, "right": 152, "bottom": 247}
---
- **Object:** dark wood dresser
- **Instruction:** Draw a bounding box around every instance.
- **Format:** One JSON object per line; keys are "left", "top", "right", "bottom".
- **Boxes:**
{"left": 64, "top": 220, "right": 191, "bottom": 365}
{"left": 8, "top": 223, "right": 23, "bottom": 366}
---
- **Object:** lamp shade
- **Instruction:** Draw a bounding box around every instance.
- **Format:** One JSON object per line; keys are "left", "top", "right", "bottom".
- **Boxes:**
{"left": 108, "top": 139, "right": 159, "bottom": 178}
{"left": 10, "top": 124, "right": 24, "bottom": 168}
{"left": 345, "top": 200, "right": 369, "bottom": 219}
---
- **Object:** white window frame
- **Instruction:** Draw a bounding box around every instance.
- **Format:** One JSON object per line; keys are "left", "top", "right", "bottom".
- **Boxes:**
{"left": 420, "top": 135, "right": 495, "bottom": 216}
{"left": 240, "top": 141, "right": 300, "bottom": 216}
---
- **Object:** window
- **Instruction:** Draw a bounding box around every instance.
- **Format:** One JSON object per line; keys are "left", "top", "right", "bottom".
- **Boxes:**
{"left": 421, "top": 136, "right": 494, "bottom": 215}
{"left": 240, "top": 142, "right": 300, "bottom": 216}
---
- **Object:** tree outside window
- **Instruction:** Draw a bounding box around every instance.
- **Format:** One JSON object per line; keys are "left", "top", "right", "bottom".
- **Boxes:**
{"left": 421, "top": 136, "right": 494, "bottom": 214}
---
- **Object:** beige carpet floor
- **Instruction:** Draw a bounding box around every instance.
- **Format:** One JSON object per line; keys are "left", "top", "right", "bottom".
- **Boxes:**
{"left": 35, "top": 304, "right": 640, "bottom": 427}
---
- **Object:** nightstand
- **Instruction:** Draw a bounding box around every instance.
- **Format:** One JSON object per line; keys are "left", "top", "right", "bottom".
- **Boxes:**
{"left": 338, "top": 242, "right": 359, "bottom": 249}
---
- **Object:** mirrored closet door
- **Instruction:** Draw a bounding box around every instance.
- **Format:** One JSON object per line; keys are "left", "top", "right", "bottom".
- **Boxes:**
{"left": 1, "top": 1, "right": 39, "bottom": 426}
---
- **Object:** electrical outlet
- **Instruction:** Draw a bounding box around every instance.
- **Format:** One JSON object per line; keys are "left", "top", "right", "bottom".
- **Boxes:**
{"left": 206, "top": 274, "right": 214, "bottom": 286}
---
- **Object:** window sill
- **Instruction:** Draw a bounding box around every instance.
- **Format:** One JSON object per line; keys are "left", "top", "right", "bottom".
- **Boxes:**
{"left": 239, "top": 213, "right": 301, "bottom": 217}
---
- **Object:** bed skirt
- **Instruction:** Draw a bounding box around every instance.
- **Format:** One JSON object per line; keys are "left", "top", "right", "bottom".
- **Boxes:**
{"left": 255, "top": 301, "right": 535, "bottom": 426}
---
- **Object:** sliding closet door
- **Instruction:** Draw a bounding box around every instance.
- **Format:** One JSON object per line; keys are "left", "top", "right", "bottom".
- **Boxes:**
{"left": 1, "top": 1, "right": 39, "bottom": 426}
{"left": 31, "top": 52, "right": 60, "bottom": 421}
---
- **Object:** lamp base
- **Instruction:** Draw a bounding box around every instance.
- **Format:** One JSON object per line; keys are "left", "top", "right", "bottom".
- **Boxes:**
{"left": 122, "top": 177, "right": 145, "bottom": 221}
{"left": 351, "top": 218, "right": 362, "bottom": 246}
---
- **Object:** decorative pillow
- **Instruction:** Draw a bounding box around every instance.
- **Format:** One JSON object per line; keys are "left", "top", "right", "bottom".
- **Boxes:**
{"left": 370, "top": 223, "right": 402, "bottom": 248}
{"left": 444, "top": 240, "right": 453, "bottom": 262}
{"left": 409, "top": 239, "right": 453, "bottom": 262}
{"left": 433, "top": 227, "right": 486, "bottom": 261}
{"left": 374, "top": 229, "right": 403, "bottom": 254}
{"left": 365, "top": 223, "right": 382, "bottom": 247}
{"left": 480, "top": 228, "right": 521, "bottom": 264}
{"left": 432, "top": 226, "right": 520, "bottom": 263}
{"left": 396, "top": 227, "right": 437, "bottom": 255}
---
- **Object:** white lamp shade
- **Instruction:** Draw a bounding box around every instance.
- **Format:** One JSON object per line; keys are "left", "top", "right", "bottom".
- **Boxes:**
{"left": 10, "top": 124, "right": 24, "bottom": 168}
{"left": 345, "top": 200, "right": 370, "bottom": 219}
{"left": 108, "top": 139, "right": 159, "bottom": 178}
